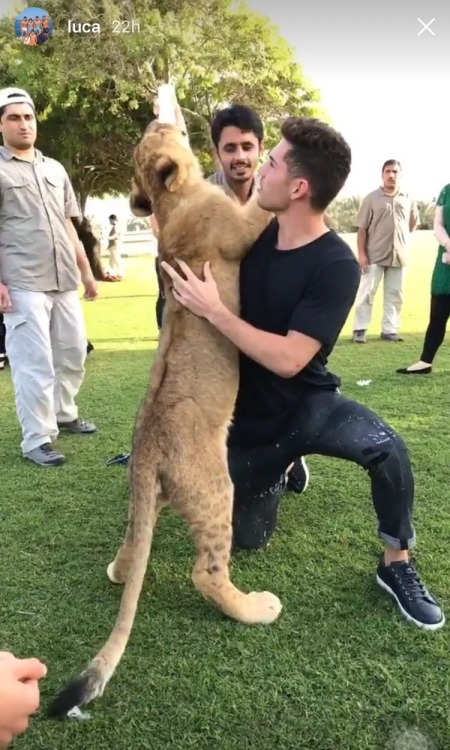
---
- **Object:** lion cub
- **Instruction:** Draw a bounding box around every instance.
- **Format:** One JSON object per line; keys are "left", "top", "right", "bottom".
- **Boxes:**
{"left": 49, "top": 122, "right": 281, "bottom": 717}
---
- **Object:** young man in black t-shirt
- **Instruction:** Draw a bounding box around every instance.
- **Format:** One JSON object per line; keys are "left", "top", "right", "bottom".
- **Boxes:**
{"left": 162, "top": 116, "right": 444, "bottom": 632}
{"left": 121, "top": 102, "right": 310, "bottom": 490}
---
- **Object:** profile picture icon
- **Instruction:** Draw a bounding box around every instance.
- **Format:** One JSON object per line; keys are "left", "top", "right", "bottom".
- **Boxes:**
{"left": 14, "top": 7, "right": 53, "bottom": 46}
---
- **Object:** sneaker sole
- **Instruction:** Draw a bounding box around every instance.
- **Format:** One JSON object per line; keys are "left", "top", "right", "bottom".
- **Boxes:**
{"left": 24, "top": 454, "right": 65, "bottom": 467}
{"left": 286, "top": 456, "right": 310, "bottom": 494}
{"left": 299, "top": 456, "right": 310, "bottom": 493}
{"left": 57, "top": 426, "right": 96, "bottom": 434}
{"left": 25, "top": 460, "right": 65, "bottom": 467}
{"left": 376, "top": 574, "right": 445, "bottom": 631}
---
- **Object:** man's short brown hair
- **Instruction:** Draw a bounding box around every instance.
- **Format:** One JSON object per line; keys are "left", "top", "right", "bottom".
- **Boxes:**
{"left": 280, "top": 117, "right": 351, "bottom": 212}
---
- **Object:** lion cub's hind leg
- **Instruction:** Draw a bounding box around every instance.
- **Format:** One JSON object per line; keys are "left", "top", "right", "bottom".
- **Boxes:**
{"left": 174, "top": 464, "right": 282, "bottom": 625}
{"left": 107, "top": 481, "right": 168, "bottom": 585}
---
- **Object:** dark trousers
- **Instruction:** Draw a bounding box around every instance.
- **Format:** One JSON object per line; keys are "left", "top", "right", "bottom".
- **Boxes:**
{"left": 0, "top": 313, "right": 5, "bottom": 354}
{"left": 228, "top": 388, "right": 414, "bottom": 552}
{"left": 420, "top": 294, "right": 450, "bottom": 363}
{"left": 155, "top": 258, "right": 165, "bottom": 330}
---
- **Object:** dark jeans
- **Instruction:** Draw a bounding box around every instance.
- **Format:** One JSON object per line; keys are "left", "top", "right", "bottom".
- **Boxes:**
{"left": 155, "top": 258, "right": 165, "bottom": 330}
{"left": 421, "top": 294, "right": 450, "bottom": 363}
{"left": 228, "top": 388, "right": 415, "bottom": 552}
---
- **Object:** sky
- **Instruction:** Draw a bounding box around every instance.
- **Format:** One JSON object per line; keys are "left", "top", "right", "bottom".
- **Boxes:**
{"left": 1, "top": 0, "right": 448, "bottom": 207}
{"left": 246, "top": 0, "right": 450, "bottom": 200}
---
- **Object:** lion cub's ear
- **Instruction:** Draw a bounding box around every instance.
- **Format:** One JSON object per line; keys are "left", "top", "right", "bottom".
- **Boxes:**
{"left": 155, "top": 154, "right": 187, "bottom": 193}
{"left": 129, "top": 176, "right": 153, "bottom": 217}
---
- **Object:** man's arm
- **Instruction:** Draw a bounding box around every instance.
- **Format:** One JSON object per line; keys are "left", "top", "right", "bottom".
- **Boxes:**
{"left": 356, "top": 228, "right": 369, "bottom": 271}
{"left": 354, "top": 196, "right": 373, "bottom": 272}
{"left": 409, "top": 199, "right": 419, "bottom": 232}
{"left": 65, "top": 218, "right": 98, "bottom": 300}
{"left": 0, "top": 284, "right": 12, "bottom": 312}
{"left": 161, "top": 257, "right": 360, "bottom": 379}
{"left": 65, "top": 218, "right": 92, "bottom": 277}
{"left": 206, "top": 303, "right": 321, "bottom": 378}
{"left": 0, "top": 185, "right": 12, "bottom": 311}
{"left": 60, "top": 168, "right": 98, "bottom": 299}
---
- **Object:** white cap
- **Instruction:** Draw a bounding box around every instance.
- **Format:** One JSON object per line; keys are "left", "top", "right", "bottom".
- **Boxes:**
{"left": 0, "top": 87, "right": 35, "bottom": 111}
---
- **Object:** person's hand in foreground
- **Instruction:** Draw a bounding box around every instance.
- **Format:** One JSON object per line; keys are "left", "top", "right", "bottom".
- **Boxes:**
{"left": 0, "top": 652, "right": 47, "bottom": 747}
{"left": 82, "top": 273, "right": 98, "bottom": 300}
{"left": 160, "top": 259, "right": 222, "bottom": 320}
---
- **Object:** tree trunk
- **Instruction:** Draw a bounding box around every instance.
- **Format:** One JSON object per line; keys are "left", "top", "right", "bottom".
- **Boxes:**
{"left": 78, "top": 190, "right": 89, "bottom": 216}
{"left": 71, "top": 216, "right": 106, "bottom": 281}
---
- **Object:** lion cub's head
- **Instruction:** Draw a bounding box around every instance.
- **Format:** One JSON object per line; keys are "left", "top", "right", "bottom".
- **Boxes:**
{"left": 130, "top": 122, "right": 203, "bottom": 217}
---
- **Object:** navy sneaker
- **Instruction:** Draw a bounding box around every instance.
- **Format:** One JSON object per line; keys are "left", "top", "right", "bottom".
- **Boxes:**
{"left": 106, "top": 452, "right": 130, "bottom": 466}
{"left": 376, "top": 557, "right": 444, "bottom": 631}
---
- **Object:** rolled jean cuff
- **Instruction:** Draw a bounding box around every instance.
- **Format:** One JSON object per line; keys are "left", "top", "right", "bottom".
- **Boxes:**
{"left": 378, "top": 527, "right": 416, "bottom": 551}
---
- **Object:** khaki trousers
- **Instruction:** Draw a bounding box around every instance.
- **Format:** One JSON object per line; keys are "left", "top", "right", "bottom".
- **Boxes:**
{"left": 4, "top": 290, "right": 87, "bottom": 453}
{"left": 353, "top": 264, "right": 404, "bottom": 334}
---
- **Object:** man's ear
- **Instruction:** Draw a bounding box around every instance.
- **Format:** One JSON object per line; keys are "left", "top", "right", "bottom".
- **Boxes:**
{"left": 155, "top": 154, "right": 187, "bottom": 192}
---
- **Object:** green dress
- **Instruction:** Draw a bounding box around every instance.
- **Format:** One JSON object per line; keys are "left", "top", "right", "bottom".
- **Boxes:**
{"left": 431, "top": 184, "right": 450, "bottom": 296}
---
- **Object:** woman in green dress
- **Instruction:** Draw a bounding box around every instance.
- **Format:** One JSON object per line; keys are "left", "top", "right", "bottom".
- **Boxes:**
{"left": 397, "top": 183, "right": 450, "bottom": 375}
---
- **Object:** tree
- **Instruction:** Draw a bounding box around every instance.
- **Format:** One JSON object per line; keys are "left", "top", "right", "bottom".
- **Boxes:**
{"left": 327, "top": 196, "right": 362, "bottom": 233}
{"left": 417, "top": 200, "right": 436, "bottom": 230}
{"left": 0, "top": 0, "right": 323, "bottom": 211}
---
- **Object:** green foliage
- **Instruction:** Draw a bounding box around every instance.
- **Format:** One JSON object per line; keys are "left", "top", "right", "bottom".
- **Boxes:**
{"left": 0, "top": 0, "right": 323, "bottom": 207}
{"left": 417, "top": 200, "right": 436, "bottom": 230}
{"left": 328, "top": 196, "right": 437, "bottom": 233}
{"left": 327, "top": 196, "right": 361, "bottom": 233}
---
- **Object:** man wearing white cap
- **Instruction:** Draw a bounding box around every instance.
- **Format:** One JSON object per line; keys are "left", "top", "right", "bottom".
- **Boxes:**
{"left": 0, "top": 87, "right": 98, "bottom": 467}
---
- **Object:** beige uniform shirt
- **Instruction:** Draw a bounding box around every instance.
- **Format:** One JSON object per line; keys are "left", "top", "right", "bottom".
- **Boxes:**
{"left": 207, "top": 170, "right": 259, "bottom": 202}
{"left": 0, "top": 146, "right": 81, "bottom": 292}
{"left": 354, "top": 187, "right": 419, "bottom": 267}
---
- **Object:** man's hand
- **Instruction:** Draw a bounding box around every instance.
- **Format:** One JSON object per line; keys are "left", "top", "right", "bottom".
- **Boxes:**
{"left": 0, "top": 653, "right": 47, "bottom": 747}
{"left": 153, "top": 88, "right": 188, "bottom": 138}
{"left": 0, "top": 284, "right": 12, "bottom": 313}
{"left": 358, "top": 252, "right": 369, "bottom": 273}
{"left": 160, "top": 259, "right": 222, "bottom": 320}
{"left": 81, "top": 273, "right": 98, "bottom": 301}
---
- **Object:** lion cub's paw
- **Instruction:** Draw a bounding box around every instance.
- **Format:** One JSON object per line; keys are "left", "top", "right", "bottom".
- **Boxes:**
{"left": 246, "top": 591, "right": 282, "bottom": 624}
{"left": 106, "top": 561, "right": 125, "bottom": 585}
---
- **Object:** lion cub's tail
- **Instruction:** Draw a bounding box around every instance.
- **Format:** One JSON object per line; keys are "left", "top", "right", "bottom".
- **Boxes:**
{"left": 47, "top": 463, "right": 159, "bottom": 717}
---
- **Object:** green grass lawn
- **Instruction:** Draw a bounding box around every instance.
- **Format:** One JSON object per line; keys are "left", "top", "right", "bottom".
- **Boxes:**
{"left": 1, "top": 231, "right": 450, "bottom": 750}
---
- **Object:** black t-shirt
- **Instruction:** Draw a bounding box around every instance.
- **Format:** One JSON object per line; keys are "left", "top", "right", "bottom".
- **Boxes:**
{"left": 230, "top": 219, "right": 361, "bottom": 445}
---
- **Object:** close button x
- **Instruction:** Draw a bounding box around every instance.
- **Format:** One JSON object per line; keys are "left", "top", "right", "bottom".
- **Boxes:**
{"left": 417, "top": 17, "right": 435, "bottom": 35}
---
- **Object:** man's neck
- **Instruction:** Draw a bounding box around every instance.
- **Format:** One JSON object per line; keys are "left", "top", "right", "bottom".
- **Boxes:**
{"left": 276, "top": 210, "right": 329, "bottom": 250}
{"left": 5, "top": 144, "right": 35, "bottom": 162}
{"left": 227, "top": 176, "right": 255, "bottom": 205}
